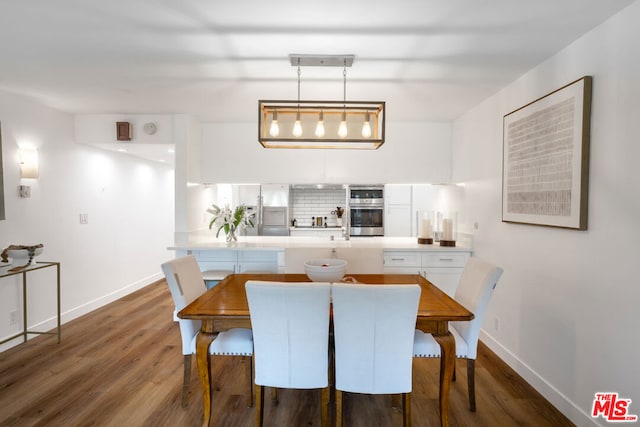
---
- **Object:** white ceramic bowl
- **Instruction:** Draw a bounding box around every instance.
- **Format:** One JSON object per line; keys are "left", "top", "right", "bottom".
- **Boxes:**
{"left": 6, "top": 247, "right": 44, "bottom": 265}
{"left": 304, "top": 258, "right": 347, "bottom": 282}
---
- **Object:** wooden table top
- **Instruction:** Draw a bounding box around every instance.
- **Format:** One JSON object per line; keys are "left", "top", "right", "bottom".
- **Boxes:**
{"left": 178, "top": 273, "right": 473, "bottom": 323}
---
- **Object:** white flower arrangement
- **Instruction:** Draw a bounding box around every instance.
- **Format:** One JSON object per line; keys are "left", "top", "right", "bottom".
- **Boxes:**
{"left": 207, "top": 204, "right": 255, "bottom": 241}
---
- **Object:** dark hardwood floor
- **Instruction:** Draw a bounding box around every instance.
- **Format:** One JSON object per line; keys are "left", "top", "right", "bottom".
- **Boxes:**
{"left": 0, "top": 281, "right": 574, "bottom": 427}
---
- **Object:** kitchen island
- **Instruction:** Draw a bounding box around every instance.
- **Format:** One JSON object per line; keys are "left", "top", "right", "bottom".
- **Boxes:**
{"left": 169, "top": 234, "right": 472, "bottom": 296}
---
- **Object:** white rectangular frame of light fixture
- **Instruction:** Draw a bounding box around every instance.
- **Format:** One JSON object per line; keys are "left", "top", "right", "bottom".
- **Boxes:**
{"left": 258, "top": 100, "right": 385, "bottom": 149}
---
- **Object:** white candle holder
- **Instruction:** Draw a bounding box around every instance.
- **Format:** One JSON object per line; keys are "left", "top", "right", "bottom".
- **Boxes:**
{"left": 417, "top": 210, "right": 434, "bottom": 244}
{"left": 437, "top": 211, "right": 457, "bottom": 247}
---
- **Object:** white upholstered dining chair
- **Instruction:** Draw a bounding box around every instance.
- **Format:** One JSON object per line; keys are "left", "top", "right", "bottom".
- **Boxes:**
{"left": 161, "top": 255, "right": 254, "bottom": 407}
{"left": 413, "top": 256, "right": 503, "bottom": 412}
{"left": 245, "top": 280, "right": 331, "bottom": 427}
{"left": 332, "top": 283, "right": 422, "bottom": 427}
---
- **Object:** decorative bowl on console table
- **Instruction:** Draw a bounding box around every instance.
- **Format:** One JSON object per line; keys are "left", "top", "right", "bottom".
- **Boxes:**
{"left": 2, "top": 245, "right": 44, "bottom": 267}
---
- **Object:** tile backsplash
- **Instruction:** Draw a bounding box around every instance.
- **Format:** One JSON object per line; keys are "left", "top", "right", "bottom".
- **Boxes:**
{"left": 291, "top": 188, "right": 347, "bottom": 227}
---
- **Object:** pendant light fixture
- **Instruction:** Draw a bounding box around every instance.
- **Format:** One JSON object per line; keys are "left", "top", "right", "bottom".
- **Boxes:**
{"left": 258, "top": 54, "right": 385, "bottom": 149}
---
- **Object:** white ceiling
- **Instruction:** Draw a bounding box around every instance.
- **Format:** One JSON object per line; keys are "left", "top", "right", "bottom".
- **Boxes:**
{"left": 0, "top": 0, "right": 634, "bottom": 124}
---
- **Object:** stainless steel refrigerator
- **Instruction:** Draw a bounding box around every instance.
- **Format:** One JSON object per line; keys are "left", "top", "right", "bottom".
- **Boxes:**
{"left": 258, "top": 184, "right": 290, "bottom": 236}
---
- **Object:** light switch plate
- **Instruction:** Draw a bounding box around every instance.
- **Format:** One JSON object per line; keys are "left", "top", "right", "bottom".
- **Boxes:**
{"left": 19, "top": 185, "right": 31, "bottom": 198}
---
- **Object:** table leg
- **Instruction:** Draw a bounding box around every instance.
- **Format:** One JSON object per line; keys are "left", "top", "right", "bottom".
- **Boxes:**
{"left": 433, "top": 332, "right": 455, "bottom": 427}
{"left": 196, "top": 320, "right": 216, "bottom": 427}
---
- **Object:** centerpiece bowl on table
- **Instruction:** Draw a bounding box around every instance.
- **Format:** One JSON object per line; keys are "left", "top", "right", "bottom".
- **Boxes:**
{"left": 304, "top": 258, "right": 347, "bottom": 282}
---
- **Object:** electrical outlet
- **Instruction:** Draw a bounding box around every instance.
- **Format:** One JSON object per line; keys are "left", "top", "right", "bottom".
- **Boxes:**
{"left": 79, "top": 213, "right": 88, "bottom": 224}
{"left": 9, "top": 310, "right": 18, "bottom": 326}
{"left": 494, "top": 317, "right": 501, "bottom": 332}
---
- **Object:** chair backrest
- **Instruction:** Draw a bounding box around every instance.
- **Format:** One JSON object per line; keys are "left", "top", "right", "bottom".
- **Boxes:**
{"left": 451, "top": 257, "right": 503, "bottom": 358}
{"left": 245, "top": 280, "right": 331, "bottom": 389}
{"left": 161, "top": 255, "right": 207, "bottom": 354}
{"left": 331, "top": 283, "right": 421, "bottom": 394}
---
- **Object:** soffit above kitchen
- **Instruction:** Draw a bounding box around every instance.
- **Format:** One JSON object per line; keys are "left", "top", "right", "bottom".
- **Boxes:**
{"left": 0, "top": 0, "right": 634, "bottom": 123}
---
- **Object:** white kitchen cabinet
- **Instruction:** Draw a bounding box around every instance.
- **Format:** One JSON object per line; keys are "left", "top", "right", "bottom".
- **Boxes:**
{"left": 385, "top": 185, "right": 412, "bottom": 237}
{"left": 383, "top": 249, "right": 470, "bottom": 296}
{"left": 194, "top": 249, "right": 237, "bottom": 273}
{"left": 192, "top": 249, "right": 282, "bottom": 274}
{"left": 383, "top": 251, "right": 421, "bottom": 274}
{"left": 385, "top": 205, "right": 412, "bottom": 237}
{"left": 421, "top": 252, "right": 470, "bottom": 297}
{"left": 238, "top": 250, "right": 280, "bottom": 273}
{"left": 385, "top": 184, "right": 412, "bottom": 204}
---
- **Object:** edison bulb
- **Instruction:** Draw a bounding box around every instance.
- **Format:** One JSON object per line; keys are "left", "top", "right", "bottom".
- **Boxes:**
{"left": 293, "top": 112, "right": 302, "bottom": 137}
{"left": 338, "top": 112, "right": 348, "bottom": 138}
{"left": 362, "top": 112, "right": 372, "bottom": 138}
{"left": 338, "top": 121, "right": 348, "bottom": 138}
{"left": 269, "top": 120, "right": 280, "bottom": 137}
{"left": 269, "top": 111, "right": 279, "bottom": 137}
{"left": 315, "top": 111, "right": 325, "bottom": 137}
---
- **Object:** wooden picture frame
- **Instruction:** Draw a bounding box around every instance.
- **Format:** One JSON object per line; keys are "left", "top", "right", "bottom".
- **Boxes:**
{"left": 0, "top": 121, "right": 4, "bottom": 220}
{"left": 502, "top": 76, "right": 592, "bottom": 230}
{"left": 116, "top": 121, "right": 132, "bottom": 141}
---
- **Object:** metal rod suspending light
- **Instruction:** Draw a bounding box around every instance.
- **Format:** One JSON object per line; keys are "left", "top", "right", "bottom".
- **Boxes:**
{"left": 293, "top": 62, "right": 303, "bottom": 137}
{"left": 338, "top": 62, "right": 348, "bottom": 138}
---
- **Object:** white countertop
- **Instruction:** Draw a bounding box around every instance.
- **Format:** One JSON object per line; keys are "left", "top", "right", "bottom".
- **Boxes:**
{"left": 169, "top": 234, "right": 472, "bottom": 252}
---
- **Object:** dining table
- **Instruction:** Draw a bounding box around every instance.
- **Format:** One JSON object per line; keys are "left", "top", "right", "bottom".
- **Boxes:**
{"left": 178, "top": 273, "right": 474, "bottom": 427}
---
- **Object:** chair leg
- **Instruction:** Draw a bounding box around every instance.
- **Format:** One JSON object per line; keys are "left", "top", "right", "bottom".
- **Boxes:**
{"left": 181, "top": 354, "right": 192, "bottom": 407}
{"left": 467, "top": 358, "right": 476, "bottom": 412}
{"left": 336, "top": 389, "right": 344, "bottom": 427}
{"left": 255, "top": 384, "right": 265, "bottom": 427}
{"left": 321, "top": 387, "right": 330, "bottom": 427}
{"left": 402, "top": 392, "right": 412, "bottom": 427}
{"left": 270, "top": 387, "right": 279, "bottom": 404}
{"left": 244, "top": 356, "right": 254, "bottom": 407}
{"left": 391, "top": 394, "right": 401, "bottom": 410}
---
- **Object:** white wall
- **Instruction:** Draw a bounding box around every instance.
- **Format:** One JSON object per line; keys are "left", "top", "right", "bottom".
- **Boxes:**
{"left": 0, "top": 91, "right": 174, "bottom": 352}
{"left": 201, "top": 121, "right": 451, "bottom": 184}
{"left": 451, "top": 2, "right": 640, "bottom": 425}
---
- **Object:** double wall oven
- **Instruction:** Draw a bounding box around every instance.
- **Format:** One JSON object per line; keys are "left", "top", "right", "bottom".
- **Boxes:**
{"left": 349, "top": 186, "right": 384, "bottom": 236}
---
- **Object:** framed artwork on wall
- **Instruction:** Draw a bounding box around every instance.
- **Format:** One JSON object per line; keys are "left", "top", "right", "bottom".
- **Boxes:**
{"left": 502, "top": 76, "right": 592, "bottom": 230}
{"left": 0, "top": 121, "right": 5, "bottom": 220}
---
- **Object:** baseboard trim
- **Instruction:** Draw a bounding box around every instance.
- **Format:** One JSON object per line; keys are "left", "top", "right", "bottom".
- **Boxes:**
{"left": 0, "top": 272, "right": 163, "bottom": 353}
{"left": 480, "top": 330, "right": 597, "bottom": 427}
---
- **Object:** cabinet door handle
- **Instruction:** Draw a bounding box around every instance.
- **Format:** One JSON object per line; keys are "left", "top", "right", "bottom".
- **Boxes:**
{"left": 391, "top": 258, "right": 405, "bottom": 261}
{"left": 439, "top": 258, "right": 454, "bottom": 261}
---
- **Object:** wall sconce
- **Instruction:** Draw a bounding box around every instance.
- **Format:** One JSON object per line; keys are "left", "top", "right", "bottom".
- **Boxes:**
{"left": 258, "top": 54, "right": 385, "bottom": 149}
{"left": 19, "top": 148, "right": 39, "bottom": 179}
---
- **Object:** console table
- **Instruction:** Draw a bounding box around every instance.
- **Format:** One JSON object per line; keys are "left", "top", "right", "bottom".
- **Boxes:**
{"left": 0, "top": 261, "right": 61, "bottom": 345}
